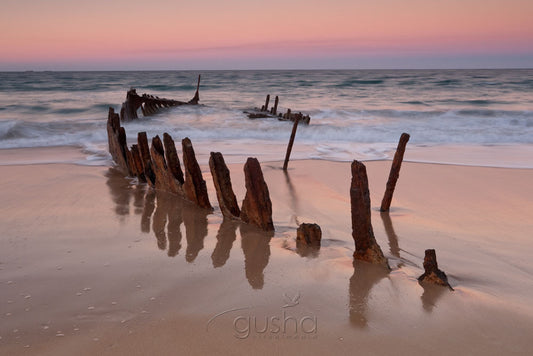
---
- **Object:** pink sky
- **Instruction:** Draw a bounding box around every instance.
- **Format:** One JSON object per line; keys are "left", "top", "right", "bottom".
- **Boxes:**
{"left": 1, "top": 0, "right": 532, "bottom": 70}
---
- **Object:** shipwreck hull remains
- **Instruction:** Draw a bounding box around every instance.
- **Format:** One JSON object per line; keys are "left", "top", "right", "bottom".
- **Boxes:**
{"left": 120, "top": 75, "right": 201, "bottom": 121}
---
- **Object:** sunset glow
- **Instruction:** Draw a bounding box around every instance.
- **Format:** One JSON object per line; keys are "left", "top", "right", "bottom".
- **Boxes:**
{"left": 1, "top": 0, "right": 532, "bottom": 70}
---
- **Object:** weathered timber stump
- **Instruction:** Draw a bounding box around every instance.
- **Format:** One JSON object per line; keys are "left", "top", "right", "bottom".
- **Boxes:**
{"left": 182, "top": 137, "right": 213, "bottom": 210}
{"left": 263, "top": 94, "right": 270, "bottom": 112}
{"left": 418, "top": 249, "right": 453, "bottom": 289}
{"left": 130, "top": 144, "right": 146, "bottom": 182}
{"left": 138, "top": 132, "right": 156, "bottom": 186}
{"left": 107, "top": 108, "right": 132, "bottom": 175}
{"left": 296, "top": 223, "right": 322, "bottom": 248}
{"left": 150, "top": 135, "right": 183, "bottom": 195}
{"left": 270, "top": 96, "right": 279, "bottom": 115}
{"left": 351, "top": 160, "right": 389, "bottom": 268}
{"left": 296, "top": 223, "right": 322, "bottom": 257}
{"left": 240, "top": 158, "right": 274, "bottom": 231}
{"left": 163, "top": 133, "right": 184, "bottom": 185}
{"left": 209, "top": 152, "right": 240, "bottom": 219}
{"left": 380, "top": 133, "right": 410, "bottom": 212}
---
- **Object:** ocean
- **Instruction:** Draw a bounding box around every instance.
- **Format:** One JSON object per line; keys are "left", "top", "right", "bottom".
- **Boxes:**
{"left": 0, "top": 69, "right": 532, "bottom": 167}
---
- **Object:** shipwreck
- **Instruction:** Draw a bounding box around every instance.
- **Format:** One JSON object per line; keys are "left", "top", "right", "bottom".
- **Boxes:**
{"left": 119, "top": 75, "right": 201, "bottom": 121}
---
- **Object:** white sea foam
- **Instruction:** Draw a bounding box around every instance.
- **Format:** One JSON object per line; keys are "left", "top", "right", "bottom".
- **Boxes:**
{"left": 1, "top": 69, "right": 532, "bottom": 167}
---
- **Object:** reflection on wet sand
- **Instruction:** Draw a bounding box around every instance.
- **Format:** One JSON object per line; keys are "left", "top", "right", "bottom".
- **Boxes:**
{"left": 132, "top": 184, "right": 146, "bottom": 215}
{"left": 166, "top": 193, "right": 183, "bottom": 258}
{"left": 141, "top": 189, "right": 156, "bottom": 233}
{"left": 152, "top": 191, "right": 184, "bottom": 256}
{"left": 106, "top": 169, "right": 274, "bottom": 289}
{"left": 296, "top": 244, "right": 320, "bottom": 258}
{"left": 240, "top": 223, "right": 273, "bottom": 290}
{"left": 153, "top": 191, "right": 169, "bottom": 250}
{"left": 283, "top": 170, "right": 300, "bottom": 218}
{"left": 349, "top": 261, "right": 389, "bottom": 328}
{"left": 420, "top": 283, "right": 448, "bottom": 313}
{"left": 380, "top": 212, "right": 400, "bottom": 259}
{"left": 212, "top": 219, "right": 239, "bottom": 268}
{"left": 183, "top": 201, "right": 209, "bottom": 262}
{"left": 105, "top": 168, "right": 133, "bottom": 218}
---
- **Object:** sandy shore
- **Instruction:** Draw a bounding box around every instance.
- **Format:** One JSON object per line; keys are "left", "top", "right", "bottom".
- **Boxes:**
{"left": 1, "top": 151, "right": 533, "bottom": 355}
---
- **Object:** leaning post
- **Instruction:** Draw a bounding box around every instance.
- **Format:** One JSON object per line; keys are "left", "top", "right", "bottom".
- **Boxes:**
{"left": 380, "top": 133, "right": 410, "bottom": 212}
{"left": 283, "top": 117, "right": 300, "bottom": 171}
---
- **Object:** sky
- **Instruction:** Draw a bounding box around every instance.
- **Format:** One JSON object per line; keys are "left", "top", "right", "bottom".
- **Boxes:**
{"left": 1, "top": 0, "right": 532, "bottom": 70}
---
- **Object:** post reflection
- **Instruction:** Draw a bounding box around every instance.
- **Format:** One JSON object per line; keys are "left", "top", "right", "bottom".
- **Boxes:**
{"left": 283, "top": 170, "right": 300, "bottom": 217}
{"left": 141, "top": 189, "right": 156, "bottom": 233}
{"left": 105, "top": 168, "right": 133, "bottom": 218}
{"left": 105, "top": 171, "right": 273, "bottom": 289}
{"left": 212, "top": 219, "right": 239, "bottom": 268}
{"left": 419, "top": 283, "right": 448, "bottom": 313}
{"left": 152, "top": 191, "right": 184, "bottom": 256}
{"left": 349, "top": 261, "right": 389, "bottom": 328}
{"left": 380, "top": 212, "right": 401, "bottom": 259}
{"left": 183, "top": 201, "right": 209, "bottom": 263}
{"left": 132, "top": 184, "right": 146, "bottom": 215}
{"left": 240, "top": 223, "right": 273, "bottom": 290}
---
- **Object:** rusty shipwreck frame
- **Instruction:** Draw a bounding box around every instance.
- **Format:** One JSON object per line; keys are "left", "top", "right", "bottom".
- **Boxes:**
{"left": 120, "top": 75, "right": 201, "bottom": 121}
{"left": 106, "top": 75, "right": 453, "bottom": 290}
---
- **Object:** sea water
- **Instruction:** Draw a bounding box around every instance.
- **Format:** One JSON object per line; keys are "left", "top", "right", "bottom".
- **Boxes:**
{"left": 0, "top": 69, "right": 532, "bottom": 167}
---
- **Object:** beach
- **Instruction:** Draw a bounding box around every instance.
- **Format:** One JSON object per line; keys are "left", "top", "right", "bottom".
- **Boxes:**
{"left": 1, "top": 146, "right": 533, "bottom": 355}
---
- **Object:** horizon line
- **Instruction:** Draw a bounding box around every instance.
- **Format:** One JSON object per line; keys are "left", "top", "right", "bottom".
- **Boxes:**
{"left": 1, "top": 67, "right": 532, "bottom": 73}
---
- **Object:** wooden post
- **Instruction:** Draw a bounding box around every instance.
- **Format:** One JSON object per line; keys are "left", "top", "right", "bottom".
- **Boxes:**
{"left": 296, "top": 223, "right": 322, "bottom": 248}
{"left": 418, "top": 249, "right": 453, "bottom": 289}
{"left": 138, "top": 132, "right": 156, "bottom": 186}
{"left": 182, "top": 137, "right": 213, "bottom": 211}
{"left": 240, "top": 158, "right": 274, "bottom": 231}
{"left": 106, "top": 108, "right": 131, "bottom": 175}
{"left": 188, "top": 75, "right": 201, "bottom": 105}
{"left": 130, "top": 144, "right": 146, "bottom": 182}
{"left": 263, "top": 94, "right": 270, "bottom": 112}
{"left": 283, "top": 117, "right": 300, "bottom": 171}
{"left": 150, "top": 135, "right": 182, "bottom": 195}
{"left": 380, "top": 133, "right": 410, "bottom": 212}
{"left": 163, "top": 133, "right": 184, "bottom": 185}
{"left": 296, "top": 223, "right": 322, "bottom": 257}
{"left": 271, "top": 96, "right": 279, "bottom": 115}
{"left": 209, "top": 152, "right": 240, "bottom": 219}
{"left": 351, "top": 160, "right": 389, "bottom": 268}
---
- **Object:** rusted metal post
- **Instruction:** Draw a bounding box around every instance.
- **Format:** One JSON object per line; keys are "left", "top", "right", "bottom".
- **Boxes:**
{"left": 262, "top": 94, "right": 270, "bottom": 112}
{"left": 209, "top": 152, "right": 240, "bottom": 219}
{"left": 138, "top": 132, "right": 156, "bottom": 186}
{"left": 240, "top": 158, "right": 274, "bottom": 231}
{"left": 283, "top": 117, "right": 300, "bottom": 171}
{"left": 182, "top": 137, "right": 213, "bottom": 211}
{"left": 380, "top": 133, "right": 410, "bottom": 212}
{"left": 351, "top": 160, "right": 389, "bottom": 268}
{"left": 418, "top": 249, "right": 453, "bottom": 289}
{"left": 271, "top": 96, "right": 279, "bottom": 115}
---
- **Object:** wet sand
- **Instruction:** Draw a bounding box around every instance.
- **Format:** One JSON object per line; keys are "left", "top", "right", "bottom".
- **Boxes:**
{"left": 1, "top": 153, "right": 533, "bottom": 355}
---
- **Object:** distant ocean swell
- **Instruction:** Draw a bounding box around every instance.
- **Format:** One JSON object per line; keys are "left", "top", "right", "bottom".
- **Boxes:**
{"left": 0, "top": 69, "right": 532, "bottom": 167}
{"left": 1, "top": 107, "right": 531, "bottom": 150}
